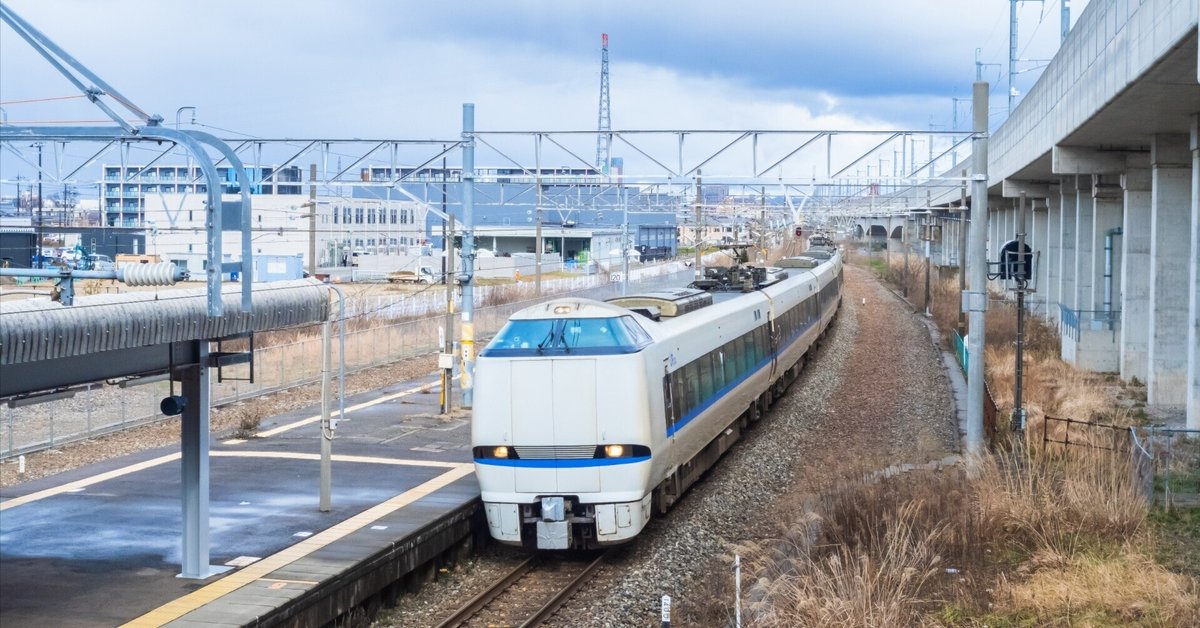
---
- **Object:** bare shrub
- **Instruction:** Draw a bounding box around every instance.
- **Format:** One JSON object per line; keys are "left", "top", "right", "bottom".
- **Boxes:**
{"left": 222, "top": 405, "right": 267, "bottom": 439}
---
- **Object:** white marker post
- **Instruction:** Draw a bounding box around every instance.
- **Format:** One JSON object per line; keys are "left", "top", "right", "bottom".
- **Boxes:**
{"left": 661, "top": 594, "right": 671, "bottom": 627}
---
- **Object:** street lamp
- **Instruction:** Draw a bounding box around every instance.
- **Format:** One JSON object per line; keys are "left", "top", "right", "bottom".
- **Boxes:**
{"left": 175, "top": 106, "right": 196, "bottom": 130}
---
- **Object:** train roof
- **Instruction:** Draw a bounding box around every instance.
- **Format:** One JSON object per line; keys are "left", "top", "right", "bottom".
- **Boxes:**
{"left": 606, "top": 288, "right": 713, "bottom": 319}
{"left": 508, "top": 298, "right": 634, "bottom": 321}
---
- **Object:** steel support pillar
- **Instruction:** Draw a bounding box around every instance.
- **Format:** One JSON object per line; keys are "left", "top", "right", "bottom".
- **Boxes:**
{"left": 179, "top": 340, "right": 226, "bottom": 579}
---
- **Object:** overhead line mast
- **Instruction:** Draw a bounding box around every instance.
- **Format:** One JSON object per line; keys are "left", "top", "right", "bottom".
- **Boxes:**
{"left": 596, "top": 33, "right": 611, "bottom": 175}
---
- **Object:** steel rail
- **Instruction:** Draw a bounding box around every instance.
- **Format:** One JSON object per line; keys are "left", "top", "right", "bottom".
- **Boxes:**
{"left": 433, "top": 557, "right": 535, "bottom": 628}
{"left": 521, "top": 552, "right": 607, "bottom": 627}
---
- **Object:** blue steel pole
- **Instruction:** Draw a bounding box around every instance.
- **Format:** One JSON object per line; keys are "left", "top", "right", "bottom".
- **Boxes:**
{"left": 461, "top": 104, "right": 476, "bottom": 408}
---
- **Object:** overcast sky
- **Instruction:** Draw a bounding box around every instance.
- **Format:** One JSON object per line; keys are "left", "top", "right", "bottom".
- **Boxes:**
{"left": 1, "top": 0, "right": 1087, "bottom": 142}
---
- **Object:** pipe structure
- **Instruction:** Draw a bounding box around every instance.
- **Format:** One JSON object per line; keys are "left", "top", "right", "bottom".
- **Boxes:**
{"left": 1104, "top": 226, "right": 1122, "bottom": 326}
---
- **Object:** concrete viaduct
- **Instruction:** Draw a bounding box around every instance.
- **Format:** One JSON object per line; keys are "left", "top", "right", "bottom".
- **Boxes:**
{"left": 858, "top": 0, "right": 1200, "bottom": 428}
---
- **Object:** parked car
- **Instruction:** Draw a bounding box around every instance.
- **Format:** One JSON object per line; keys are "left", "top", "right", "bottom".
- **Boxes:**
{"left": 87, "top": 254, "right": 115, "bottom": 271}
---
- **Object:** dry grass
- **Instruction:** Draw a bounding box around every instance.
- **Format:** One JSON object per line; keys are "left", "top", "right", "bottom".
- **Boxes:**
{"left": 728, "top": 250, "right": 1200, "bottom": 626}
{"left": 999, "top": 551, "right": 1200, "bottom": 626}
{"left": 712, "top": 447, "right": 1197, "bottom": 627}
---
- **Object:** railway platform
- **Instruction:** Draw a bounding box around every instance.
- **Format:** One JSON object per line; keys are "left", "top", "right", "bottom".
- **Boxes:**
{"left": 0, "top": 371, "right": 480, "bottom": 627}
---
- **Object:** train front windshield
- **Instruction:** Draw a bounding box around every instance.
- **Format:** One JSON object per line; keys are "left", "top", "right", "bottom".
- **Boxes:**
{"left": 482, "top": 316, "right": 652, "bottom": 357}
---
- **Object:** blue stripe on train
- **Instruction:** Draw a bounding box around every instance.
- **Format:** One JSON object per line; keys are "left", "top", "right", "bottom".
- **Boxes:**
{"left": 474, "top": 456, "right": 651, "bottom": 468}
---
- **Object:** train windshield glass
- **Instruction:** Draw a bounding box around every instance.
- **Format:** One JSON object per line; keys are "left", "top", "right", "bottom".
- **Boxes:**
{"left": 482, "top": 315, "right": 652, "bottom": 356}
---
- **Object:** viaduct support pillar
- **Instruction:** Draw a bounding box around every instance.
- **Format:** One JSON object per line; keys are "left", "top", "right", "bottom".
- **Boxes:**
{"left": 1189, "top": 121, "right": 1200, "bottom": 429}
{"left": 1121, "top": 157, "right": 1152, "bottom": 382}
{"left": 1148, "top": 135, "right": 1191, "bottom": 406}
{"left": 1058, "top": 180, "right": 1078, "bottom": 314}
{"left": 1046, "top": 184, "right": 1062, "bottom": 321}
{"left": 1032, "top": 199, "right": 1049, "bottom": 315}
{"left": 1075, "top": 176, "right": 1096, "bottom": 312}
{"left": 1091, "top": 176, "right": 1124, "bottom": 315}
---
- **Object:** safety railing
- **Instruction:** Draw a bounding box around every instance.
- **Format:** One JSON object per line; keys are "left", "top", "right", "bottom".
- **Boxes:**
{"left": 1058, "top": 305, "right": 1121, "bottom": 342}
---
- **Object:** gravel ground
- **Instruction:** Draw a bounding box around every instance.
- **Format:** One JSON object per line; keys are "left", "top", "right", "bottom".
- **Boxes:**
{"left": 372, "top": 263, "right": 959, "bottom": 627}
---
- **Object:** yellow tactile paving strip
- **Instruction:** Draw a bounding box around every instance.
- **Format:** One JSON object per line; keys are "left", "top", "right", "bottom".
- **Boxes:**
{"left": 122, "top": 463, "right": 475, "bottom": 627}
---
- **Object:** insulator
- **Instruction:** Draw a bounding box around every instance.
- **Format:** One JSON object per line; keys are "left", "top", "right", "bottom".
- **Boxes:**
{"left": 120, "top": 262, "right": 183, "bottom": 287}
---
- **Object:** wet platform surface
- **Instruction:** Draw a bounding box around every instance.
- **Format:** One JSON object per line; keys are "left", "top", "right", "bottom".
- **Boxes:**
{"left": 0, "top": 372, "right": 479, "bottom": 627}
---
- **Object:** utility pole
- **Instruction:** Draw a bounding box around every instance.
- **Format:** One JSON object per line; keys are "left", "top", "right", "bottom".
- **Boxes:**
{"left": 460, "top": 103, "right": 477, "bottom": 408}
{"left": 693, "top": 170, "right": 702, "bottom": 280}
{"left": 1009, "top": 0, "right": 1047, "bottom": 115}
{"left": 958, "top": 169, "right": 969, "bottom": 333}
{"left": 1061, "top": 0, "right": 1071, "bottom": 44}
{"left": 966, "top": 81, "right": 990, "bottom": 455}
{"left": 903, "top": 213, "right": 910, "bottom": 298}
{"left": 1009, "top": 0, "right": 1019, "bottom": 115}
{"left": 535, "top": 135, "right": 543, "bottom": 295}
{"left": 308, "top": 164, "right": 317, "bottom": 276}
{"left": 924, "top": 210, "right": 932, "bottom": 316}
{"left": 442, "top": 213, "right": 455, "bottom": 415}
{"left": 441, "top": 144, "right": 448, "bottom": 285}
{"left": 621, "top": 187, "right": 629, "bottom": 296}
{"left": 34, "top": 142, "right": 43, "bottom": 268}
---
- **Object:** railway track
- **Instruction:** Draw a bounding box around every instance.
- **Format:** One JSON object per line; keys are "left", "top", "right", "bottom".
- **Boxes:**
{"left": 434, "top": 552, "right": 607, "bottom": 628}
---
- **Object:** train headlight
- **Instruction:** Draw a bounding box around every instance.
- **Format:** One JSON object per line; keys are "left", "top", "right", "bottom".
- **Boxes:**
{"left": 604, "top": 444, "right": 625, "bottom": 458}
{"left": 492, "top": 446, "right": 510, "bottom": 459}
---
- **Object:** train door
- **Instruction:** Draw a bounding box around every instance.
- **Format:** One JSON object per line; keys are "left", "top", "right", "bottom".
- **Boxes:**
{"left": 552, "top": 359, "right": 600, "bottom": 492}
{"left": 512, "top": 360, "right": 556, "bottom": 493}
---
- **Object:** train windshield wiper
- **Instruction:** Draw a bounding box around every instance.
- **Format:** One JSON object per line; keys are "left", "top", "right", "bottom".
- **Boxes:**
{"left": 536, "top": 320, "right": 571, "bottom": 354}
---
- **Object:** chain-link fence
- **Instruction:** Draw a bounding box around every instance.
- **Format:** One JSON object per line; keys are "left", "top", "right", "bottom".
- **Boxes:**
{"left": 1132, "top": 427, "right": 1200, "bottom": 510}
{"left": 2, "top": 267, "right": 695, "bottom": 459}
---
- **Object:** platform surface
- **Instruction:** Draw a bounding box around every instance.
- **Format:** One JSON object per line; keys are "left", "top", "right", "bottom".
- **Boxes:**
{"left": 0, "top": 372, "right": 478, "bottom": 627}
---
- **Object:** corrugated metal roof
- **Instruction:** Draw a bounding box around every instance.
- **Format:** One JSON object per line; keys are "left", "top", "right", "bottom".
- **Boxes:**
{"left": 0, "top": 279, "right": 329, "bottom": 366}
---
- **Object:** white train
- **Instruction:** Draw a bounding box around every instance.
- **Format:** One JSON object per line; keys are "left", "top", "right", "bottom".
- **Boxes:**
{"left": 472, "top": 251, "right": 843, "bottom": 550}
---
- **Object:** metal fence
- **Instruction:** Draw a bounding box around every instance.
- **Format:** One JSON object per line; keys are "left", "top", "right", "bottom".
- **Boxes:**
{"left": 1132, "top": 427, "right": 1200, "bottom": 510}
{"left": 2, "top": 266, "right": 695, "bottom": 459}
{"left": 1042, "top": 416, "right": 1198, "bottom": 508}
{"left": 1058, "top": 304, "right": 1121, "bottom": 342}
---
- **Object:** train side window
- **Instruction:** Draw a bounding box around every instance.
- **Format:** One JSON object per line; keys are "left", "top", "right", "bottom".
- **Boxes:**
{"left": 723, "top": 342, "right": 739, "bottom": 383}
{"left": 671, "top": 371, "right": 686, "bottom": 421}
{"left": 684, "top": 361, "right": 701, "bottom": 411}
{"left": 698, "top": 354, "right": 714, "bottom": 401}
{"left": 711, "top": 351, "right": 726, "bottom": 392}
